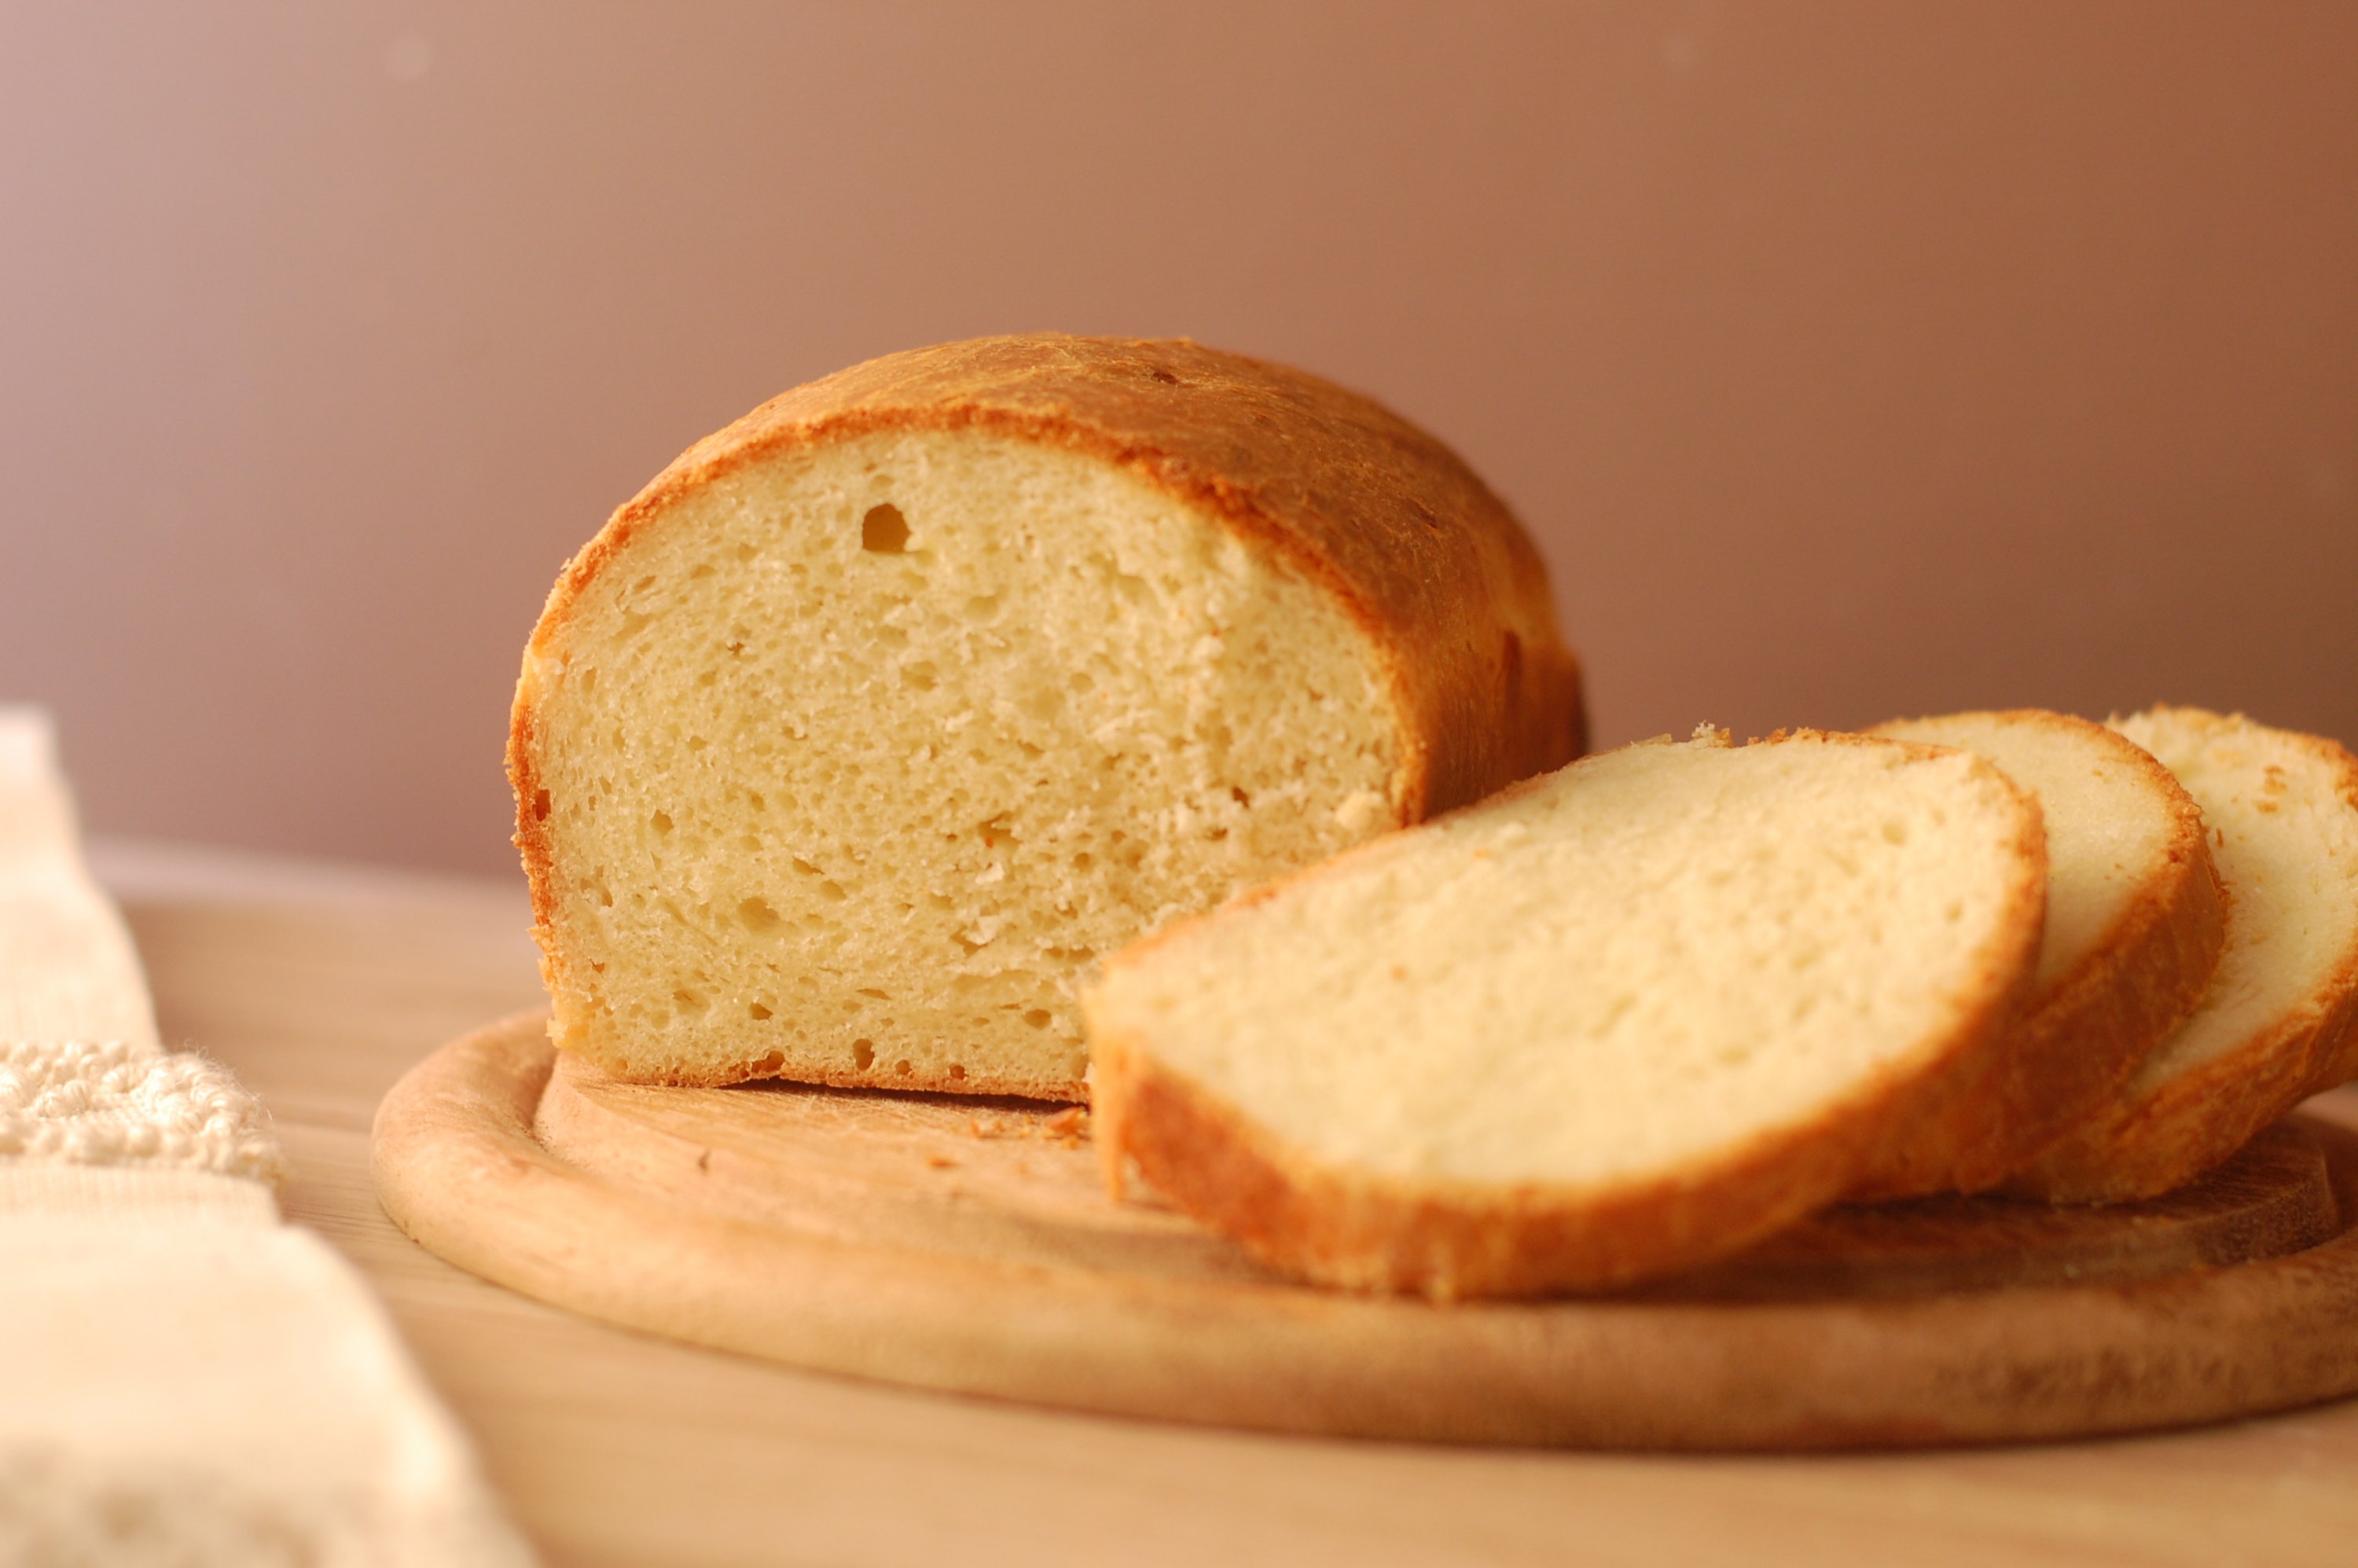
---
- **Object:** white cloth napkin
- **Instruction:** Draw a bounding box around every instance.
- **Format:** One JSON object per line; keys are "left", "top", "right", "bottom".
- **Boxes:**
{"left": 0, "top": 707, "right": 534, "bottom": 1567}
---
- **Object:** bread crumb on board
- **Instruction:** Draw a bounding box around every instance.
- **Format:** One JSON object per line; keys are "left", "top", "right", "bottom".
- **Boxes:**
{"left": 967, "top": 1107, "right": 1091, "bottom": 1148}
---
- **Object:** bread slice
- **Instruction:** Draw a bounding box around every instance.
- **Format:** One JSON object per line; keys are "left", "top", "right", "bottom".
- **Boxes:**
{"left": 2012, "top": 707, "right": 2358, "bottom": 1202}
{"left": 509, "top": 335, "right": 1584, "bottom": 1100}
{"left": 1850, "top": 711, "right": 2224, "bottom": 1197}
{"left": 1084, "top": 729, "right": 2047, "bottom": 1299}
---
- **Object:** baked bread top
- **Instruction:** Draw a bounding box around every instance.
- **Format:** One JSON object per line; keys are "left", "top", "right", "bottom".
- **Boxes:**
{"left": 521, "top": 334, "right": 1581, "bottom": 818}
{"left": 2012, "top": 707, "right": 2358, "bottom": 1202}
{"left": 1085, "top": 729, "right": 2048, "bottom": 1298}
{"left": 1854, "top": 710, "right": 2224, "bottom": 1197}
{"left": 509, "top": 336, "right": 1585, "bottom": 1099}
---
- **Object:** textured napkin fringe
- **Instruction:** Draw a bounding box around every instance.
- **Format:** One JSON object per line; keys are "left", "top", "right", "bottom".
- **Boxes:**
{"left": 0, "top": 706, "right": 536, "bottom": 1566}
{"left": 0, "top": 1038, "right": 288, "bottom": 1183}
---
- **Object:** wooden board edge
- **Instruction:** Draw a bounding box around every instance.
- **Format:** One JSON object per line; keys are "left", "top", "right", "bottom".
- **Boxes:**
{"left": 369, "top": 1013, "right": 2358, "bottom": 1451}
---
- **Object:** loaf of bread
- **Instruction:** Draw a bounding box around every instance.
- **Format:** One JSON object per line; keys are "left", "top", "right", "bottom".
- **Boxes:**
{"left": 509, "top": 335, "right": 1584, "bottom": 1100}
{"left": 1084, "top": 729, "right": 2048, "bottom": 1299}
{"left": 1851, "top": 710, "right": 2224, "bottom": 1198}
{"left": 2011, "top": 707, "right": 2358, "bottom": 1202}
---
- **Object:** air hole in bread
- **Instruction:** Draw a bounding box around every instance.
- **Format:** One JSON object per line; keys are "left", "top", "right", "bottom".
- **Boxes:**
{"left": 748, "top": 1002, "right": 772, "bottom": 1020}
{"left": 736, "top": 897, "right": 781, "bottom": 935}
{"left": 862, "top": 504, "right": 911, "bottom": 553}
{"left": 650, "top": 811, "right": 673, "bottom": 836}
{"left": 1023, "top": 1009, "right": 1052, "bottom": 1030}
{"left": 532, "top": 789, "right": 551, "bottom": 821}
{"left": 853, "top": 1039, "right": 875, "bottom": 1069}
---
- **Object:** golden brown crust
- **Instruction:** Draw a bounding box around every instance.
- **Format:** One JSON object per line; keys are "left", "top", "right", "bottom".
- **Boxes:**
{"left": 2295, "top": 742, "right": 2358, "bottom": 1095}
{"left": 556, "top": 1038, "right": 1081, "bottom": 1101}
{"left": 2011, "top": 719, "right": 2358, "bottom": 1203}
{"left": 1091, "top": 730, "right": 2049, "bottom": 1299}
{"left": 1095, "top": 1034, "right": 1893, "bottom": 1300}
{"left": 508, "top": 334, "right": 1584, "bottom": 1096}
{"left": 2009, "top": 1002, "right": 2340, "bottom": 1204}
{"left": 1848, "top": 711, "right": 2228, "bottom": 1199}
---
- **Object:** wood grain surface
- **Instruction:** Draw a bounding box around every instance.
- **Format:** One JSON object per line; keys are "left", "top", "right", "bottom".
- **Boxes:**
{"left": 96, "top": 839, "right": 2358, "bottom": 1566}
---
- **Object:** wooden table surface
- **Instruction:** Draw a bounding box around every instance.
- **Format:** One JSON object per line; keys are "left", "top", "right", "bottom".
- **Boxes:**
{"left": 92, "top": 838, "right": 2358, "bottom": 1568}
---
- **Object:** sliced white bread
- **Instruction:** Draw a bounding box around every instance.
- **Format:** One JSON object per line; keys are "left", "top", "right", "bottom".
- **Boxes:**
{"left": 1084, "top": 729, "right": 2047, "bottom": 1299}
{"left": 509, "top": 336, "right": 1582, "bottom": 1100}
{"left": 2012, "top": 707, "right": 2358, "bottom": 1203}
{"left": 1852, "top": 711, "right": 2225, "bottom": 1198}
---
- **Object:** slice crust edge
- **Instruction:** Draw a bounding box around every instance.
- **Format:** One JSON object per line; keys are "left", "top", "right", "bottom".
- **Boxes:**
{"left": 2011, "top": 707, "right": 2358, "bottom": 1203}
{"left": 1851, "top": 710, "right": 2227, "bottom": 1198}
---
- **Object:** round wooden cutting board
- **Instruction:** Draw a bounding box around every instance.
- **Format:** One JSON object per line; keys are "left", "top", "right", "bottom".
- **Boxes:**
{"left": 372, "top": 1012, "right": 2358, "bottom": 1451}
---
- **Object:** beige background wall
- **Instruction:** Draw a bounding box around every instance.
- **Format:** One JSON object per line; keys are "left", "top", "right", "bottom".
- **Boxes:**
{"left": 4, "top": 2, "right": 2353, "bottom": 875}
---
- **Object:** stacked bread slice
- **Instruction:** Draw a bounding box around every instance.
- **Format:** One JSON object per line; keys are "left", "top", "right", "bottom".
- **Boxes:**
{"left": 1086, "top": 707, "right": 2358, "bottom": 1299}
{"left": 1849, "top": 711, "right": 2225, "bottom": 1198}
{"left": 1085, "top": 729, "right": 2048, "bottom": 1299}
{"left": 2011, "top": 707, "right": 2358, "bottom": 1201}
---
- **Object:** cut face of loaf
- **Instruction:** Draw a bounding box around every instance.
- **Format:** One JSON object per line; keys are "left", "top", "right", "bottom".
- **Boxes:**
{"left": 1853, "top": 711, "right": 2224, "bottom": 1198}
{"left": 1085, "top": 729, "right": 2048, "bottom": 1299}
{"left": 2012, "top": 707, "right": 2358, "bottom": 1203}
{"left": 511, "top": 336, "right": 1584, "bottom": 1100}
